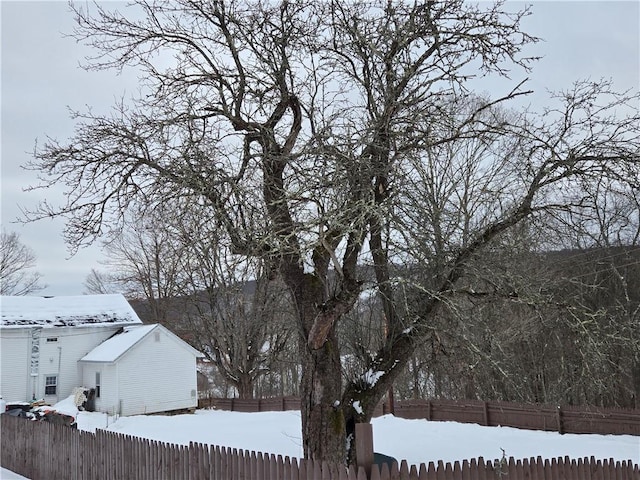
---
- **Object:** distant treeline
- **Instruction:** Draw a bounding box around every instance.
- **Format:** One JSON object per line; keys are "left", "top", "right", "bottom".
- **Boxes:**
{"left": 129, "top": 246, "right": 640, "bottom": 409}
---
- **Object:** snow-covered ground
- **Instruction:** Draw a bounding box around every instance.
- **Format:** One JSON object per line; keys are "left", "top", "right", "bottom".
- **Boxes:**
{"left": 74, "top": 409, "right": 640, "bottom": 465}
{"left": 2, "top": 397, "right": 638, "bottom": 479}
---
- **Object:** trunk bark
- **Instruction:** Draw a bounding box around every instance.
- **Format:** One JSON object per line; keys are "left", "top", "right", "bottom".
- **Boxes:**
{"left": 236, "top": 374, "right": 254, "bottom": 399}
{"left": 300, "top": 328, "right": 345, "bottom": 462}
{"left": 291, "top": 273, "right": 347, "bottom": 463}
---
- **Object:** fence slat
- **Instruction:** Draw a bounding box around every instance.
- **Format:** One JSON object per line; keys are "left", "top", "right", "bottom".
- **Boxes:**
{"left": 1, "top": 414, "right": 637, "bottom": 480}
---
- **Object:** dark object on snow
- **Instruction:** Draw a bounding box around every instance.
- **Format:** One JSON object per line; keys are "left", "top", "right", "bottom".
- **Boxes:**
{"left": 4, "top": 408, "right": 28, "bottom": 418}
{"left": 42, "top": 410, "right": 77, "bottom": 428}
{"left": 4, "top": 403, "right": 76, "bottom": 428}
{"left": 82, "top": 388, "right": 96, "bottom": 412}
{"left": 5, "top": 403, "right": 31, "bottom": 413}
{"left": 374, "top": 452, "right": 398, "bottom": 469}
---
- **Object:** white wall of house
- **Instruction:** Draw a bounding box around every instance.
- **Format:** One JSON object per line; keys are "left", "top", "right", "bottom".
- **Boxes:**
{"left": 39, "top": 327, "right": 122, "bottom": 403}
{"left": 0, "top": 328, "right": 31, "bottom": 402}
{"left": 0, "top": 326, "right": 121, "bottom": 403}
{"left": 117, "top": 326, "right": 198, "bottom": 416}
{"left": 80, "top": 362, "right": 119, "bottom": 415}
{"left": 80, "top": 326, "right": 199, "bottom": 416}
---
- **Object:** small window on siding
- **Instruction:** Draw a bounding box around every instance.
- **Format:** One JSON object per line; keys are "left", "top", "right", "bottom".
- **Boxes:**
{"left": 46, "top": 337, "right": 58, "bottom": 342}
{"left": 95, "top": 372, "right": 101, "bottom": 398}
{"left": 154, "top": 331, "right": 161, "bottom": 342}
{"left": 45, "top": 376, "right": 57, "bottom": 395}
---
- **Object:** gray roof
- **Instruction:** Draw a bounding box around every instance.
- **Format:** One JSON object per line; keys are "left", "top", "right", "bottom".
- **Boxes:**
{"left": 0, "top": 294, "right": 142, "bottom": 328}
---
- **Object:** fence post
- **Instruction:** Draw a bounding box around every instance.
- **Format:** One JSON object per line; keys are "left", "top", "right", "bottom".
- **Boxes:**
{"left": 556, "top": 406, "right": 564, "bottom": 434}
{"left": 355, "top": 423, "right": 374, "bottom": 478}
{"left": 483, "top": 401, "right": 490, "bottom": 426}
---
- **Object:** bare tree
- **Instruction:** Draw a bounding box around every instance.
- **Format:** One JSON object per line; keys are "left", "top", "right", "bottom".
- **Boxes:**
{"left": 182, "top": 261, "right": 294, "bottom": 399}
{"left": 90, "top": 203, "right": 294, "bottom": 399}
{"left": 0, "top": 230, "right": 45, "bottom": 295}
{"left": 101, "top": 213, "right": 189, "bottom": 323}
{"left": 387, "top": 210, "right": 640, "bottom": 408}
{"left": 25, "top": 0, "right": 640, "bottom": 463}
{"left": 84, "top": 268, "right": 121, "bottom": 294}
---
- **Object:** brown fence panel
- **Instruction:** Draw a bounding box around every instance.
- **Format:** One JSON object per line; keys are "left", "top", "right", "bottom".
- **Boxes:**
{"left": 260, "top": 397, "right": 286, "bottom": 411}
{"left": 12, "top": 419, "right": 26, "bottom": 479}
{"left": 197, "top": 395, "right": 640, "bottom": 437}
{"left": 198, "top": 395, "right": 302, "bottom": 412}
{"left": 561, "top": 405, "right": 640, "bottom": 435}
{"left": 373, "top": 397, "right": 640, "bottom": 436}
{"left": 231, "top": 399, "right": 259, "bottom": 412}
{"left": 1, "top": 415, "right": 639, "bottom": 480}
{"left": 284, "top": 396, "right": 302, "bottom": 411}
{"left": 436, "top": 400, "right": 485, "bottom": 424}
{"left": 486, "top": 400, "right": 555, "bottom": 431}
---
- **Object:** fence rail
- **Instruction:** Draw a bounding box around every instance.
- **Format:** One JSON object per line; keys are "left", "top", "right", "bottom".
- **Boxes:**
{"left": 198, "top": 396, "right": 640, "bottom": 436}
{"left": 1, "top": 415, "right": 638, "bottom": 480}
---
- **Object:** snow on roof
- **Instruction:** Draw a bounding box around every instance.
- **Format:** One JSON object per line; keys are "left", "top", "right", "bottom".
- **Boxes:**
{"left": 0, "top": 294, "right": 142, "bottom": 328}
{"left": 80, "top": 324, "right": 158, "bottom": 363}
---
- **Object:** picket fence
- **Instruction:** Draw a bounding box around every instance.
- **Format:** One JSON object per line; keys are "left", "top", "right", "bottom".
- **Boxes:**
{"left": 1, "top": 415, "right": 638, "bottom": 480}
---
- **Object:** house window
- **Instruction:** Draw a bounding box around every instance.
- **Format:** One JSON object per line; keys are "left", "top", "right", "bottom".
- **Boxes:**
{"left": 95, "top": 372, "right": 101, "bottom": 398}
{"left": 45, "top": 376, "right": 57, "bottom": 395}
{"left": 46, "top": 337, "right": 58, "bottom": 342}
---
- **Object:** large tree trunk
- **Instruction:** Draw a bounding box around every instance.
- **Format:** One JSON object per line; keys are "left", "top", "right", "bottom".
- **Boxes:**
{"left": 300, "top": 329, "right": 344, "bottom": 462}
{"left": 236, "top": 374, "right": 254, "bottom": 400}
{"left": 290, "top": 273, "right": 347, "bottom": 463}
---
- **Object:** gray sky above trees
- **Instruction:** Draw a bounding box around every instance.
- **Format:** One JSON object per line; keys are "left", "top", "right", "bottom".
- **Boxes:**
{"left": 1, "top": 1, "right": 638, "bottom": 296}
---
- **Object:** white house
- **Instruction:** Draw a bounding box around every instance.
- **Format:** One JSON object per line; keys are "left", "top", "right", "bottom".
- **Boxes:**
{"left": 1, "top": 294, "right": 202, "bottom": 416}
{"left": 79, "top": 323, "right": 203, "bottom": 416}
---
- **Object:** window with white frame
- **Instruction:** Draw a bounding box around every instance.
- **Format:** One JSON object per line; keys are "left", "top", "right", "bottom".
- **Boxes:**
{"left": 95, "top": 372, "right": 101, "bottom": 398}
{"left": 45, "top": 376, "right": 57, "bottom": 395}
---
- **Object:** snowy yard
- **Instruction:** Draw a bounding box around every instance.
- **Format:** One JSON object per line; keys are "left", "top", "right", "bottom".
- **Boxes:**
{"left": 2, "top": 396, "right": 638, "bottom": 479}
{"left": 71, "top": 409, "right": 640, "bottom": 465}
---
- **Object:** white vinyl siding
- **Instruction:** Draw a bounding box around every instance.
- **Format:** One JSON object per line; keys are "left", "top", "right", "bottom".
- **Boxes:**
{"left": 1, "top": 326, "right": 125, "bottom": 402}
{"left": 0, "top": 329, "right": 31, "bottom": 402}
{"left": 81, "top": 363, "right": 118, "bottom": 414}
{"left": 38, "top": 326, "right": 119, "bottom": 401}
{"left": 116, "top": 327, "right": 198, "bottom": 416}
{"left": 79, "top": 325, "right": 200, "bottom": 416}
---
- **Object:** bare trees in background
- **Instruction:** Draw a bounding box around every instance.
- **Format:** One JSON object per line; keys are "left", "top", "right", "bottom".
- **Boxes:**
{"left": 84, "top": 268, "right": 120, "bottom": 295}
{"left": 0, "top": 230, "right": 44, "bottom": 295}
{"left": 389, "top": 245, "right": 640, "bottom": 409}
{"left": 376, "top": 191, "right": 640, "bottom": 408}
{"left": 181, "top": 264, "right": 294, "bottom": 399}
{"left": 26, "top": 0, "right": 640, "bottom": 464}
{"left": 84, "top": 205, "right": 295, "bottom": 400}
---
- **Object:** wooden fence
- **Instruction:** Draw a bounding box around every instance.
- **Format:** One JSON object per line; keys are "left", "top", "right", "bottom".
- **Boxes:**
{"left": 198, "top": 396, "right": 640, "bottom": 436}
{"left": 383, "top": 398, "right": 640, "bottom": 436}
{"left": 198, "top": 395, "right": 301, "bottom": 413}
{"left": 1, "top": 415, "right": 638, "bottom": 480}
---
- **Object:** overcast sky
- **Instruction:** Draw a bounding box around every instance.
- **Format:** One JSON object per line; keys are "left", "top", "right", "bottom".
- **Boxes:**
{"left": 1, "top": 1, "right": 639, "bottom": 297}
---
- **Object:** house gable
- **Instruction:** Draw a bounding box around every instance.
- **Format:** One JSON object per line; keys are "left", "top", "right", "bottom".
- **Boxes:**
{"left": 80, "top": 324, "right": 203, "bottom": 364}
{"left": 79, "top": 324, "right": 203, "bottom": 415}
